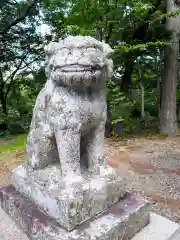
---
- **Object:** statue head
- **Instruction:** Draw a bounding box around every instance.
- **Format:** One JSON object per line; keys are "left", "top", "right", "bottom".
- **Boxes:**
{"left": 44, "top": 36, "right": 114, "bottom": 89}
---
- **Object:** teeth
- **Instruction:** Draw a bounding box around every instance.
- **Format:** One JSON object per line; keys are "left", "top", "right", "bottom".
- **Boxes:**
{"left": 55, "top": 65, "right": 103, "bottom": 73}
{"left": 61, "top": 67, "right": 92, "bottom": 72}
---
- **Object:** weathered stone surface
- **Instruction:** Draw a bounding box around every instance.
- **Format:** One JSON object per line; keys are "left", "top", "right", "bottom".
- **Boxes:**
{"left": 0, "top": 185, "right": 150, "bottom": 240}
{"left": 26, "top": 36, "right": 114, "bottom": 180}
{"left": 6, "top": 36, "right": 151, "bottom": 239}
{"left": 12, "top": 163, "right": 126, "bottom": 231}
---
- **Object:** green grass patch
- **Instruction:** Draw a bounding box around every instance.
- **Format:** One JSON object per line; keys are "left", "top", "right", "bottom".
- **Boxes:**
{"left": 0, "top": 134, "right": 27, "bottom": 153}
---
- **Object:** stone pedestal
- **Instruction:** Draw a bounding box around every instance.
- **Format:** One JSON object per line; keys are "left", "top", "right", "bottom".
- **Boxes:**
{"left": 0, "top": 185, "right": 150, "bottom": 240}
{"left": 0, "top": 163, "right": 151, "bottom": 239}
{"left": 12, "top": 163, "right": 126, "bottom": 231}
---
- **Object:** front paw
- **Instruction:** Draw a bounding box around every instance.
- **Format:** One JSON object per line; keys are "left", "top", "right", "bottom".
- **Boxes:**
{"left": 62, "top": 173, "right": 87, "bottom": 189}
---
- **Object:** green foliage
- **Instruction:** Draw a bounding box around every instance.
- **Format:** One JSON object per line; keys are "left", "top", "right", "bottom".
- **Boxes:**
{"left": 0, "top": 0, "right": 44, "bottom": 134}
{"left": 3, "top": 69, "right": 46, "bottom": 134}
{"left": 107, "top": 79, "right": 134, "bottom": 130}
{"left": 115, "top": 41, "right": 170, "bottom": 53}
{"left": 0, "top": 0, "right": 179, "bottom": 136}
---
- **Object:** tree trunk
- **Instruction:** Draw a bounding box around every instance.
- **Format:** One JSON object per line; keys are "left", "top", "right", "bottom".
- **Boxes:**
{"left": 140, "top": 83, "right": 145, "bottom": 118}
{"left": 157, "top": 71, "right": 161, "bottom": 119}
{"left": 155, "top": 52, "right": 162, "bottom": 119}
{"left": 121, "top": 59, "right": 134, "bottom": 92}
{"left": 160, "top": 32, "right": 179, "bottom": 135}
{"left": 0, "top": 71, "right": 7, "bottom": 115}
{"left": 160, "top": 0, "right": 180, "bottom": 135}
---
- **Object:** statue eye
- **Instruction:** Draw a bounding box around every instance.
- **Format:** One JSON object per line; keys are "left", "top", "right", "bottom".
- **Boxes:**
{"left": 87, "top": 47, "right": 96, "bottom": 53}
{"left": 60, "top": 48, "right": 69, "bottom": 56}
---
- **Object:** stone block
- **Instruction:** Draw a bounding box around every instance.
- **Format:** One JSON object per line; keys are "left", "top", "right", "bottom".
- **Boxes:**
{"left": 169, "top": 227, "right": 180, "bottom": 240}
{"left": 12, "top": 163, "right": 126, "bottom": 231}
{"left": 0, "top": 185, "right": 150, "bottom": 240}
{"left": 132, "top": 213, "right": 180, "bottom": 240}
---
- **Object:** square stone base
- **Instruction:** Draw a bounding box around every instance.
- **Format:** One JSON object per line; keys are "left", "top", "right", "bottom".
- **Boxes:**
{"left": 0, "top": 185, "right": 150, "bottom": 240}
{"left": 12, "top": 163, "right": 126, "bottom": 230}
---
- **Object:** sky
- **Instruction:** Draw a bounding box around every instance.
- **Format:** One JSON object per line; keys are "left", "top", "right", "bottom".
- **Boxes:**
{"left": 37, "top": 23, "right": 51, "bottom": 36}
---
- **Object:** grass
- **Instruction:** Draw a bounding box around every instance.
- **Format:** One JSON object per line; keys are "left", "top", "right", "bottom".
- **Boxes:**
{"left": 0, "top": 134, "right": 27, "bottom": 153}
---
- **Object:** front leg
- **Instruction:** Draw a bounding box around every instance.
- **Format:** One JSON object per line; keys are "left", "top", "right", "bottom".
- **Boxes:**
{"left": 85, "top": 121, "right": 106, "bottom": 174}
{"left": 55, "top": 128, "right": 82, "bottom": 181}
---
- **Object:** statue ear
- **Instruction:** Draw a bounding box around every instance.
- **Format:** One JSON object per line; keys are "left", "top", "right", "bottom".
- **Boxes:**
{"left": 101, "top": 42, "right": 114, "bottom": 58}
{"left": 44, "top": 43, "right": 51, "bottom": 56}
{"left": 44, "top": 42, "right": 60, "bottom": 57}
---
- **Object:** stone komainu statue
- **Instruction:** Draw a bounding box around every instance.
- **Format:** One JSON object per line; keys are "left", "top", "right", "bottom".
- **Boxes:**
{"left": 26, "top": 36, "right": 114, "bottom": 181}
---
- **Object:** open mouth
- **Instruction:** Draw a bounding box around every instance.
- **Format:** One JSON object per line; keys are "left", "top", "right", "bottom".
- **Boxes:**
{"left": 55, "top": 64, "right": 103, "bottom": 72}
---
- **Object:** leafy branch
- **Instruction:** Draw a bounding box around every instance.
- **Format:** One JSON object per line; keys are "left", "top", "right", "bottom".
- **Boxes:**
{"left": 148, "top": 9, "right": 180, "bottom": 25}
{"left": 115, "top": 41, "right": 170, "bottom": 53}
{"left": 0, "top": 0, "right": 39, "bottom": 35}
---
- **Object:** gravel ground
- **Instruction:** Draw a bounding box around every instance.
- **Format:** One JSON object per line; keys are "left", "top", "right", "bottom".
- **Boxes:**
{"left": 0, "top": 137, "right": 180, "bottom": 224}
{"left": 106, "top": 137, "right": 180, "bottom": 224}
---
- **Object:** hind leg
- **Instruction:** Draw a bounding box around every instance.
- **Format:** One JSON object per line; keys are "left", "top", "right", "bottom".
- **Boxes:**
{"left": 27, "top": 127, "right": 59, "bottom": 169}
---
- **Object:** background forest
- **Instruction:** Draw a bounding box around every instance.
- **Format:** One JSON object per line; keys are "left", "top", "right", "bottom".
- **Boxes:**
{"left": 1, "top": 0, "right": 180, "bottom": 137}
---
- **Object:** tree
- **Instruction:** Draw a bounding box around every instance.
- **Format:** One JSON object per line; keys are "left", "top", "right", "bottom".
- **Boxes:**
{"left": 0, "top": 0, "right": 43, "bottom": 130}
{"left": 160, "top": 0, "right": 180, "bottom": 135}
{"left": 1, "top": 0, "right": 178, "bottom": 135}
{"left": 42, "top": 0, "right": 179, "bottom": 135}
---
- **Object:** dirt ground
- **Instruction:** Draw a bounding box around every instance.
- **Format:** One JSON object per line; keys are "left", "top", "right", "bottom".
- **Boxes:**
{"left": 0, "top": 136, "right": 180, "bottom": 224}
